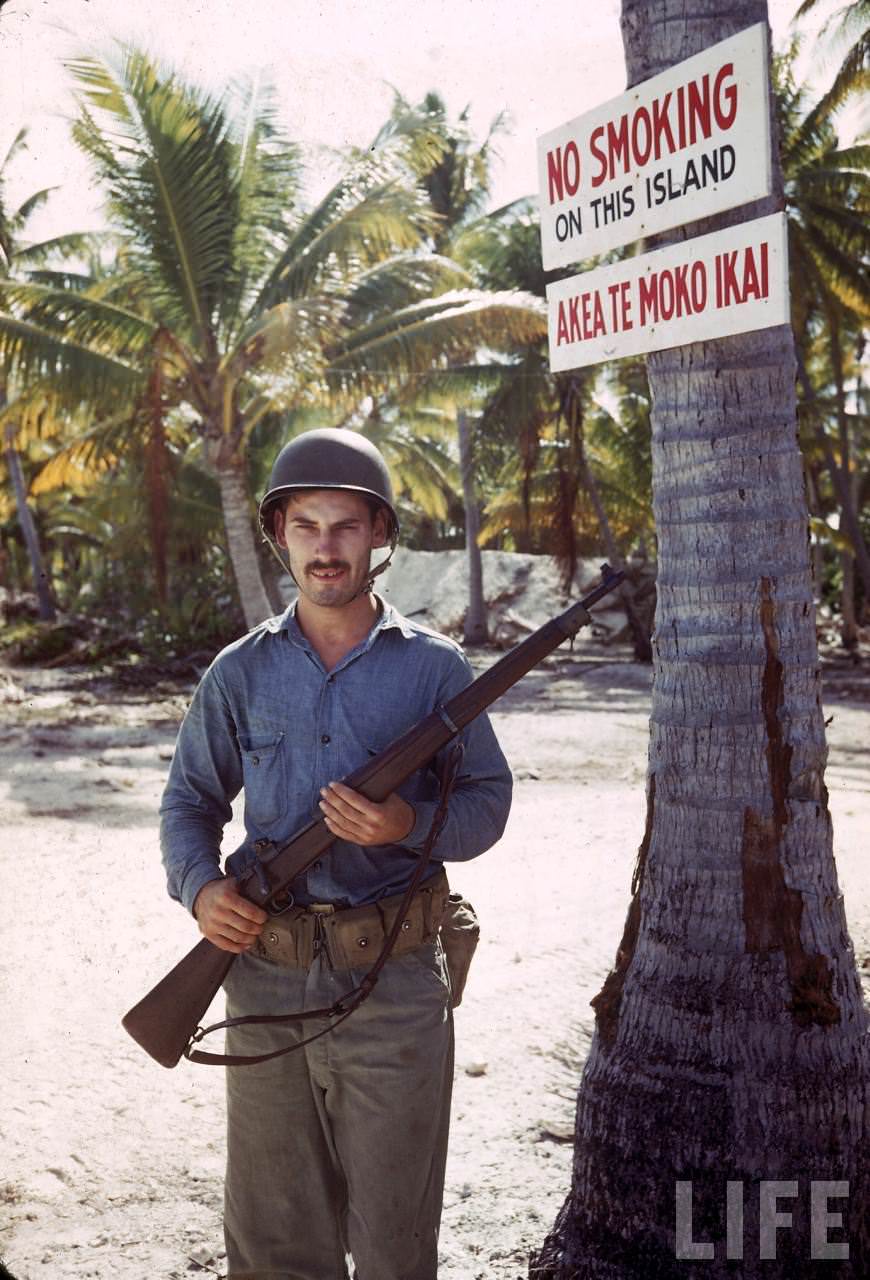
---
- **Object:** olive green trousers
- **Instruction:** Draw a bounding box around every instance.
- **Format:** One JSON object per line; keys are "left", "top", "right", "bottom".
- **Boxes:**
{"left": 222, "top": 941, "right": 454, "bottom": 1280}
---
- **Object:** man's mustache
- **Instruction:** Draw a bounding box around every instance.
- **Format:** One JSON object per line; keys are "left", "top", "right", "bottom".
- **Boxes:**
{"left": 306, "top": 560, "right": 351, "bottom": 574}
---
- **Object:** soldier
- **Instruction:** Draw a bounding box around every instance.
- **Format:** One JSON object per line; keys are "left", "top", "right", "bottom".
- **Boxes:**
{"left": 159, "top": 428, "right": 512, "bottom": 1280}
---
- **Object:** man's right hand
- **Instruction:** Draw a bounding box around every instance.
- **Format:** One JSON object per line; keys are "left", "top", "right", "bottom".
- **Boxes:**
{"left": 193, "top": 878, "right": 269, "bottom": 953}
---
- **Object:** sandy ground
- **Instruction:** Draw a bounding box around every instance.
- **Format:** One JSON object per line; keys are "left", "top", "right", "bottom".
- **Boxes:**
{"left": 0, "top": 649, "right": 868, "bottom": 1280}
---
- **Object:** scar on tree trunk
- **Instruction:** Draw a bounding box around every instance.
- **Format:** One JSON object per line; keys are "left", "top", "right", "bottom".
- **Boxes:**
{"left": 590, "top": 773, "right": 655, "bottom": 1047}
{"left": 741, "top": 576, "right": 840, "bottom": 1028}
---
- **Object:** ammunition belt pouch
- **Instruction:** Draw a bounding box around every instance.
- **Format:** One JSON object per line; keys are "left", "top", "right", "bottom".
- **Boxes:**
{"left": 253, "top": 869, "right": 450, "bottom": 971}
{"left": 252, "top": 869, "right": 480, "bottom": 1007}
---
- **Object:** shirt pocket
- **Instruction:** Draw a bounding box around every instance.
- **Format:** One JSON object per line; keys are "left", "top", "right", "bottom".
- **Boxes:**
{"left": 238, "top": 731, "right": 287, "bottom": 830}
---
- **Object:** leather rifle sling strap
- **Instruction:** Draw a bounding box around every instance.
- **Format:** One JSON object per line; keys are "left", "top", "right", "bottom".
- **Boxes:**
{"left": 185, "top": 741, "right": 466, "bottom": 1067}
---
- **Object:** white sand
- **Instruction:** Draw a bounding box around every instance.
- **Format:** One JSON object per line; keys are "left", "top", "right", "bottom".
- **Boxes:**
{"left": 1, "top": 609, "right": 866, "bottom": 1278}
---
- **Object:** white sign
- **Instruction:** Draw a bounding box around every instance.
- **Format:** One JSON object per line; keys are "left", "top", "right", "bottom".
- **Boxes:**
{"left": 537, "top": 23, "right": 771, "bottom": 268}
{"left": 546, "top": 212, "right": 789, "bottom": 371}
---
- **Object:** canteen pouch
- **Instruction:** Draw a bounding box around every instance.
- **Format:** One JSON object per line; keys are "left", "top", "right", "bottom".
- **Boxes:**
{"left": 439, "top": 892, "right": 480, "bottom": 1008}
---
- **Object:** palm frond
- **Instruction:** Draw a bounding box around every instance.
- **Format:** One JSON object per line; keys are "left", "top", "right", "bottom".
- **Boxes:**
{"left": 220, "top": 71, "right": 303, "bottom": 339}
{"left": 10, "top": 187, "right": 57, "bottom": 233}
{"left": 1, "top": 127, "right": 29, "bottom": 175}
{"left": 343, "top": 253, "right": 471, "bottom": 325}
{"left": 30, "top": 406, "right": 148, "bottom": 496}
{"left": 225, "top": 296, "right": 338, "bottom": 380}
{"left": 326, "top": 290, "right": 546, "bottom": 392}
{"left": 67, "top": 48, "right": 242, "bottom": 338}
{"left": 0, "top": 279, "right": 157, "bottom": 354}
{"left": 0, "top": 311, "right": 141, "bottom": 406}
{"left": 14, "top": 230, "right": 118, "bottom": 269}
{"left": 255, "top": 161, "right": 436, "bottom": 309}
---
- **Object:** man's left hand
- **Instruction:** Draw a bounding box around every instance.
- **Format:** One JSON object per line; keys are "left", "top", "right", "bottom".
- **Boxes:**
{"left": 319, "top": 781, "right": 415, "bottom": 846}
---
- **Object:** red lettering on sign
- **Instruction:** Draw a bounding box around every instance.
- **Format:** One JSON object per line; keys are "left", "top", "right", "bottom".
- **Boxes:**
{"left": 547, "top": 141, "right": 581, "bottom": 205}
{"left": 631, "top": 106, "right": 653, "bottom": 167}
{"left": 547, "top": 148, "right": 565, "bottom": 205}
{"left": 659, "top": 270, "right": 675, "bottom": 320}
{"left": 690, "top": 259, "right": 708, "bottom": 311}
{"left": 619, "top": 279, "right": 634, "bottom": 329}
{"left": 564, "top": 141, "right": 581, "bottom": 196}
{"left": 557, "top": 288, "right": 609, "bottom": 344}
{"left": 557, "top": 300, "right": 569, "bottom": 344}
{"left": 687, "top": 77, "right": 711, "bottom": 145}
{"left": 586, "top": 58, "right": 742, "bottom": 190}
{"left": 589, "top": 126, "right": 608, "bottom": 188}
{"left": 652, "top": 93, "right": 675, "bottom": 160}
{"left": 592, "top": 290, "right": 606, "bottom": 337}
{"left": 713, "top": 62, "right": 738, "bottom": 130}
{"left": 742, "top": 245, "right": 761, "bottom": 301}
{"left": 715, "top": 242, "right": 770, "bottom": 308}
{"left": 673, "top": 262, "right": 691, "bottom": 315}
{"left": 607, "top": 115, "right": 631, "bottom": 180}
{"left": 639, "top": 274, "right": 659, "bottom": 325}
{"left": 568, "top": 295, "right": 581, "bottom": 341}
{"left": 718, "top": 250, "right": 739, "bottom": 306}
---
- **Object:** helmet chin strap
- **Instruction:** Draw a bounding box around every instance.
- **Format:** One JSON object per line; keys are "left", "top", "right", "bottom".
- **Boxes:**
{"left": 360, "top": 536, "right": 397, "bottom": 598}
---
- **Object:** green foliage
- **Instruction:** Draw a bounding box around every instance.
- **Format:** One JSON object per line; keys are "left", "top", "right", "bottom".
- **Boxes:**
{"left": 0, "top": 617, "right": 84, "bottom": 663}
{"left": 2, "top": 29, "right": 867, "bottom": 649}
{"left": 776, "top": 33, "right": 870, "bottom": 623}
{"left": 794, "top": 0, "right": 869, "bottom": 116}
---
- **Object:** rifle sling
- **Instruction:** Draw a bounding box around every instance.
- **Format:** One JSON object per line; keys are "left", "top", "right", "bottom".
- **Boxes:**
{"left": 185, "top": 742, "right": 466, "bottom": 1067}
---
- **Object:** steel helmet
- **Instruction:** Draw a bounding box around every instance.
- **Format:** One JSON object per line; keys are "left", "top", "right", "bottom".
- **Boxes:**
{"left": 258, "top": 428, "right": 399, "bottom": 590}
{"left": 258, "top": 428, "right": 399, "bottom": 541}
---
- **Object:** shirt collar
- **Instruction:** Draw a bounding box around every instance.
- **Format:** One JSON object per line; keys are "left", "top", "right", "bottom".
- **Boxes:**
{"left": 264, "top": 593, "right": 416, "bottom": 644}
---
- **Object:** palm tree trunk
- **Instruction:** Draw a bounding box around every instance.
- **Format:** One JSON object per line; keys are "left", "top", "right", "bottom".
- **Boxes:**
{"left": 576, "top": 433, "right": 653, "bottom": 662}
{"left": 841, "top": 550, "right": 858, "bottom": 650}
{"left": 796, "top": 351, "right": 870, "bottom": 600}
{"left": 145, "top": 350, "right": 169, "bottom": 607}
{"left": 3, "top": 423, "right": 56, "bottom": 622}
{"left": 804, "top": 462, "right": 827, "bottom": 603}
{"left": 532, "top": 2, "right": 869, "bottom": 1276}
{"left": 458, "top": 409, "right": 488, "bottom": 645}
{"left": 215, "top": 458, "right": 273, "bottom": 630}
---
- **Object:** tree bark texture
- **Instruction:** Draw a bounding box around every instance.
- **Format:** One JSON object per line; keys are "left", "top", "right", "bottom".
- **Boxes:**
{"left": 458, "top": 409, "right": 488, "bottom": 645}
{"left": 533, "top": 2, "right": 869, "bottom": 1276}
{"left": 215, "top": 459, "right": 274, "bottom": 630}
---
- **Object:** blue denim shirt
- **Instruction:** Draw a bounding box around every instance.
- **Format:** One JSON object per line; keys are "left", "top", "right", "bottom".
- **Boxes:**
{"left": 160, "top": 597, "right": 513, "bottom": 915}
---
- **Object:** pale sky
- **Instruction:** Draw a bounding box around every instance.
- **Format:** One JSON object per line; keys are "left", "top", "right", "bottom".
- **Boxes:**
{"left": 0, "top": 0, "right": 834, "bottom": 243}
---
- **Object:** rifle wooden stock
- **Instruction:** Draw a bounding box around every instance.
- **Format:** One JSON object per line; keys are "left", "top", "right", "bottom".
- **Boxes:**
{"left": 122, "top": 567, "right": 624, "bottom": 1067}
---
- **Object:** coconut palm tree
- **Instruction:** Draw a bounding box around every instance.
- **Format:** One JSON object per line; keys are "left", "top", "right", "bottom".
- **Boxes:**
{"left": 531, "top": 1, "right": 869, "bottom": 1275}
{"left": 776, "top": 39, "right": 870, "bottom": 606}
{"left": 0, "top": 50, "right": 545, "bottom": 629}
{"left": 794, "top": 0, "right": 869, "bottom": 115}
{"left": 456, "top": 198, "right": 658, "bottom": 657}
{"left": 0, "top": 124, "right": 104, "bottom": 622}
{"left": 376, "top": 90, "right": 514, "bottom": 642}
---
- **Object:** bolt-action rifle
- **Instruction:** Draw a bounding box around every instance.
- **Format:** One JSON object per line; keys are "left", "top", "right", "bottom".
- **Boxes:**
{"left": 122, "top": 565, "right": 624, "bottom": 1067}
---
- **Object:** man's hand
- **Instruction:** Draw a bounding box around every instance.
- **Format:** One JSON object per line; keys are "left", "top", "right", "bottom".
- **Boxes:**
{"left": 193, "top": 877, "right": 269, "bottom": 953}
{"left": 319, "top": 781, "right": 415, "bottom": 846}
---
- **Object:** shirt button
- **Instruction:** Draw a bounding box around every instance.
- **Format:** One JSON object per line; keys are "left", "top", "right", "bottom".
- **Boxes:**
{"left": 321, "top": 734, "right": 331, "bottom": 744}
